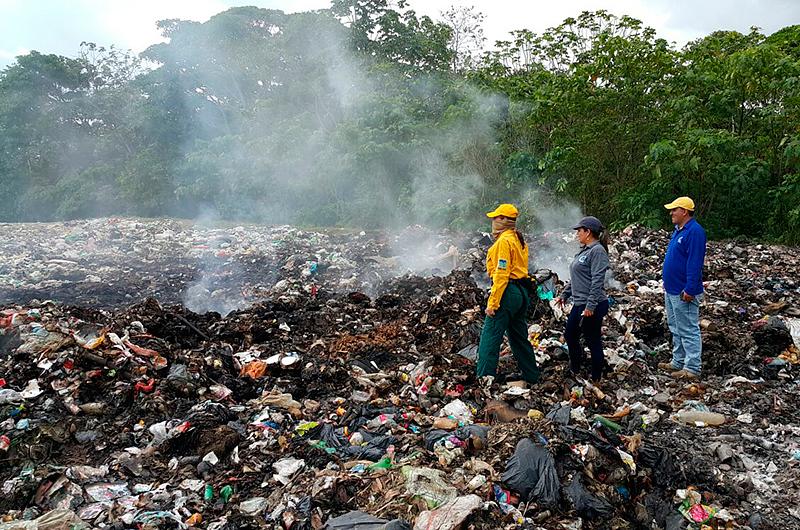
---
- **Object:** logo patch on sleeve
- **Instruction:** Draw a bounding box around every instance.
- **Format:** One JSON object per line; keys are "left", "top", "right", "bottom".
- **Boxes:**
{"left": 498, "top": 259, "right": 508, "bottom": 270}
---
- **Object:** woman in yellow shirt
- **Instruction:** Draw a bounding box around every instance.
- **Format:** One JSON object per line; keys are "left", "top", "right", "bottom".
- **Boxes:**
{"left": 476, "top": 204, "right": 540, "bottom": 385}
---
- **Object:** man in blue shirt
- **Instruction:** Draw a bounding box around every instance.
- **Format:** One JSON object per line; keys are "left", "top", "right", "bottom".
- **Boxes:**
{"left": 659, "top": 196, "right": 707, "bottom": 380}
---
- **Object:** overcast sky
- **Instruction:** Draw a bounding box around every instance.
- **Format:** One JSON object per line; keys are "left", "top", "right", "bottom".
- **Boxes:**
{"left": 1, "top": 0, "right": 799, "bottom": 69}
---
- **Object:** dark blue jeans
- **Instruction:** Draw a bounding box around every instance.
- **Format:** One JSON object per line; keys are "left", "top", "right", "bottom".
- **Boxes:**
{"left": 565, "top": 299, "right": 609, "bottom": 381}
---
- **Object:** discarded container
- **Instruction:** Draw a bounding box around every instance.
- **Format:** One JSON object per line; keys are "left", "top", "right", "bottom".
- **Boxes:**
{"left": 674, "top": 410, "right": 726, "bottom": 427}
{"left": 368, "top": 457, "right": 392, "bottom": 471}
{"left": 220, "top": 484, "right": 233, "bottom": 503}
{"left": 592, "top": 415, "right": 622, "bottom": 432}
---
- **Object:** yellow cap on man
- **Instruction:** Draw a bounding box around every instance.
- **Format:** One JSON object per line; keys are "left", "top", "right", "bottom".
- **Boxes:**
{"left": 664, "top": 196, "right": 695, "bottom": 211}
{"left": 486, "top": 204, "right": 519, "bottom": 219}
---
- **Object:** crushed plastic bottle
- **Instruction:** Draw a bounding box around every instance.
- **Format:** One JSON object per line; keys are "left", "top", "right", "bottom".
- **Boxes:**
{"left": 674, "top": 410, "right": 726, "bottom": 426}
{"left": 367, "top": 457, "right": 392, "bottom": 471}
{"left": 220, "top": 484, "right": 233, "bottom": 503}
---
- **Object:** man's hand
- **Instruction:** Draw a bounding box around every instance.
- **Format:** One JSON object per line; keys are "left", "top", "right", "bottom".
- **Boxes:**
{"left": 486, "top": 307, "right": 496, "bottom": 317}
{"left": 681, "top": 291, "right": 694, "bottom": 302}
{"left": 582, "top": 308, "right": 594, "bottom": 317}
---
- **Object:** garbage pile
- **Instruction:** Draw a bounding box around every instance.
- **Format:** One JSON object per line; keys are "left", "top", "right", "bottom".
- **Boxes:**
{"left": 0, "top": 219, "right": 480, "bottom": 312}
{"left": 1, "top": 219, "right": 799, "bottom": 529}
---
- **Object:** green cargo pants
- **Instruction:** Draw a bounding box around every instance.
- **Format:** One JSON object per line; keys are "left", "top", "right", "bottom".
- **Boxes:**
{"left": 476, "top": 283, "right": 540, "bottom": 384}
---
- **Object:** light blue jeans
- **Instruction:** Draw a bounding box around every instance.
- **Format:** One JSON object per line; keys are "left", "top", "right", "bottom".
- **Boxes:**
{"left": 664, "top": 292, "right": 703, "bottom": 375}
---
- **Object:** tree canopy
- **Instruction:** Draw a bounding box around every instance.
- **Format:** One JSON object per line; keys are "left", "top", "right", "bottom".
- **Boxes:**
{"left": 1, "top": 5, "right": 798, "bottom": 243}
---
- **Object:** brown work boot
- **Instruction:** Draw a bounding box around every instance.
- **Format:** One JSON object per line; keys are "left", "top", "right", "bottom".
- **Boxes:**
{"left": 671, "top": 369, "right": 699, "bottom": 381}
{"left": 658, "top": 362, "right": 678, "bottom": 372}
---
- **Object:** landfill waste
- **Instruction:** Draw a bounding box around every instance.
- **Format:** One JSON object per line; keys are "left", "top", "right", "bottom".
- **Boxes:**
{"left": 0, "top": 219, "right": 799, "bottom": 528}
{"left": 500, "top": 438, "right": 560, "bottom": 506}
{"left": 412, "top": 494, "right": 482, "bottom": 530}
{"left": 324, "top": 511, "right": 410, "bottom": 530}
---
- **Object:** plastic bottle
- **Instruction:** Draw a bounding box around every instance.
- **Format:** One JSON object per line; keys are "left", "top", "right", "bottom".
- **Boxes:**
{"left": 593, "top": 415, "right": 622, "bottom": 432}
{"left": 220, "top": 485, "right": 233, "bottom": 503}
{"left": 367, "top": 457, "right": 392, "bottom": 471}
{"left": 674, "top": 410, "right": 726, "bottom": 426}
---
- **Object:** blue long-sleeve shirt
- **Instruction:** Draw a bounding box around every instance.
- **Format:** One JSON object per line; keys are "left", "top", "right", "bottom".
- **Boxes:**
{"left": 662, "top": 218, "right": 706, "bottom": 296}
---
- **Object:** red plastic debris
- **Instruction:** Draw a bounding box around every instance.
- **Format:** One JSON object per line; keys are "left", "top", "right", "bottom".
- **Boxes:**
{"left": 134, "top": 378, "right": 155, "bottom": 394}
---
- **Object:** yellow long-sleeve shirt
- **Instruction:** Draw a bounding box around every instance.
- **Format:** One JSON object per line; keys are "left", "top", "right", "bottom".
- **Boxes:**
{"left": 486, "top": 229, "right": 530, "bottom": 311}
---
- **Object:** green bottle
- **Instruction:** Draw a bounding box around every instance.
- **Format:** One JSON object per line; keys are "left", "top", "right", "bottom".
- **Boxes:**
{"left": 203, "top": 484, "right": 214, "bottom": 501}
{"left": 220, "top": 485, "right": 233, "bottom": 503}
{"left": 368, "top": 457, "right": 392, "bottom": 471}
{"left": 593, "top": 415, "right": 622, "bottom": 432}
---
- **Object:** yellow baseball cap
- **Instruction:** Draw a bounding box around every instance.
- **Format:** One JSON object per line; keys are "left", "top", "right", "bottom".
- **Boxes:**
{"left": 486, "top": 204, "right": 519, "bottom": 219}
{"left": 664, "top": 196, "right": 695, "bottom": 211}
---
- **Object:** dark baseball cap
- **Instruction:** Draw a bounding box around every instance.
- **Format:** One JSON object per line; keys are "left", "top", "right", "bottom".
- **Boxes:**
{"left": 572, "top": 216, "right": 604, "bottom": 232}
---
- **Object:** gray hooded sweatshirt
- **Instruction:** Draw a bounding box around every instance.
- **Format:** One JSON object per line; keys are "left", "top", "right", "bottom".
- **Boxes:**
{"left": 560, "top": 241, "right": 609, "bottom": 311}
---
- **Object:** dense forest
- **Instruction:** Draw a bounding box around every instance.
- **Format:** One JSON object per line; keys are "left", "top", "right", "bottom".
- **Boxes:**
{"left": 1, "top": 2, "right": 798, "bottom": 242}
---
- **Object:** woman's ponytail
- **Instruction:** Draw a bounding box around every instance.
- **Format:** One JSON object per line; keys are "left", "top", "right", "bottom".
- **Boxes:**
{"left": 597, "top": 229, "right": 609, "bottom": 252}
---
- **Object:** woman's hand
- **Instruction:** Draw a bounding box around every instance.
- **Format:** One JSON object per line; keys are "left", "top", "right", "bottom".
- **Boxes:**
{"left": 486, "top": 307, "right": 496, "bottom": 317}
{"left": 582, "top": 308, "right": 594, "bottom": 317}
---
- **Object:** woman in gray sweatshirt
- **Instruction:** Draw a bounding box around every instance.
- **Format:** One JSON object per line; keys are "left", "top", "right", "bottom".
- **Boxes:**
{"left": 556, "top": 216, "right": 610, "bottom": 382}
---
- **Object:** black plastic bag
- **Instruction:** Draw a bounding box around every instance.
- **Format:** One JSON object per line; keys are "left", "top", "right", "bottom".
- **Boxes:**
{"left": 501, "top": 438, "right": 560, "bottom": 506}
{"left": 564, "top": 474, "right": 613, "bottom": 519}
{"left": 558, "top": 425, "right": 617, "bottom": 456}
{"left": 342, "top": 433, "right": 395, "bottom": 461}
{"left": 425, "top": 425, "right": 489, "bottom": 452}
{"left": 324, "top": 510, "right": 411, "bottom": 530}
{"left": 546, "top": 403, "right": 571, "bottom": 425}
{"left": 423, "top": 429, "right": 451, "bottom": 451}
{"left": 454, "top": 424, "right": 490, "bottom": 443}
{"left": 319, "top": 424, "right": 347, "bottom": 450}
{"left": 318, "top": 424, "right": 395, "bottom": 461}
{"left": 638, "top": 444, "right": 684, "bottom": 489}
